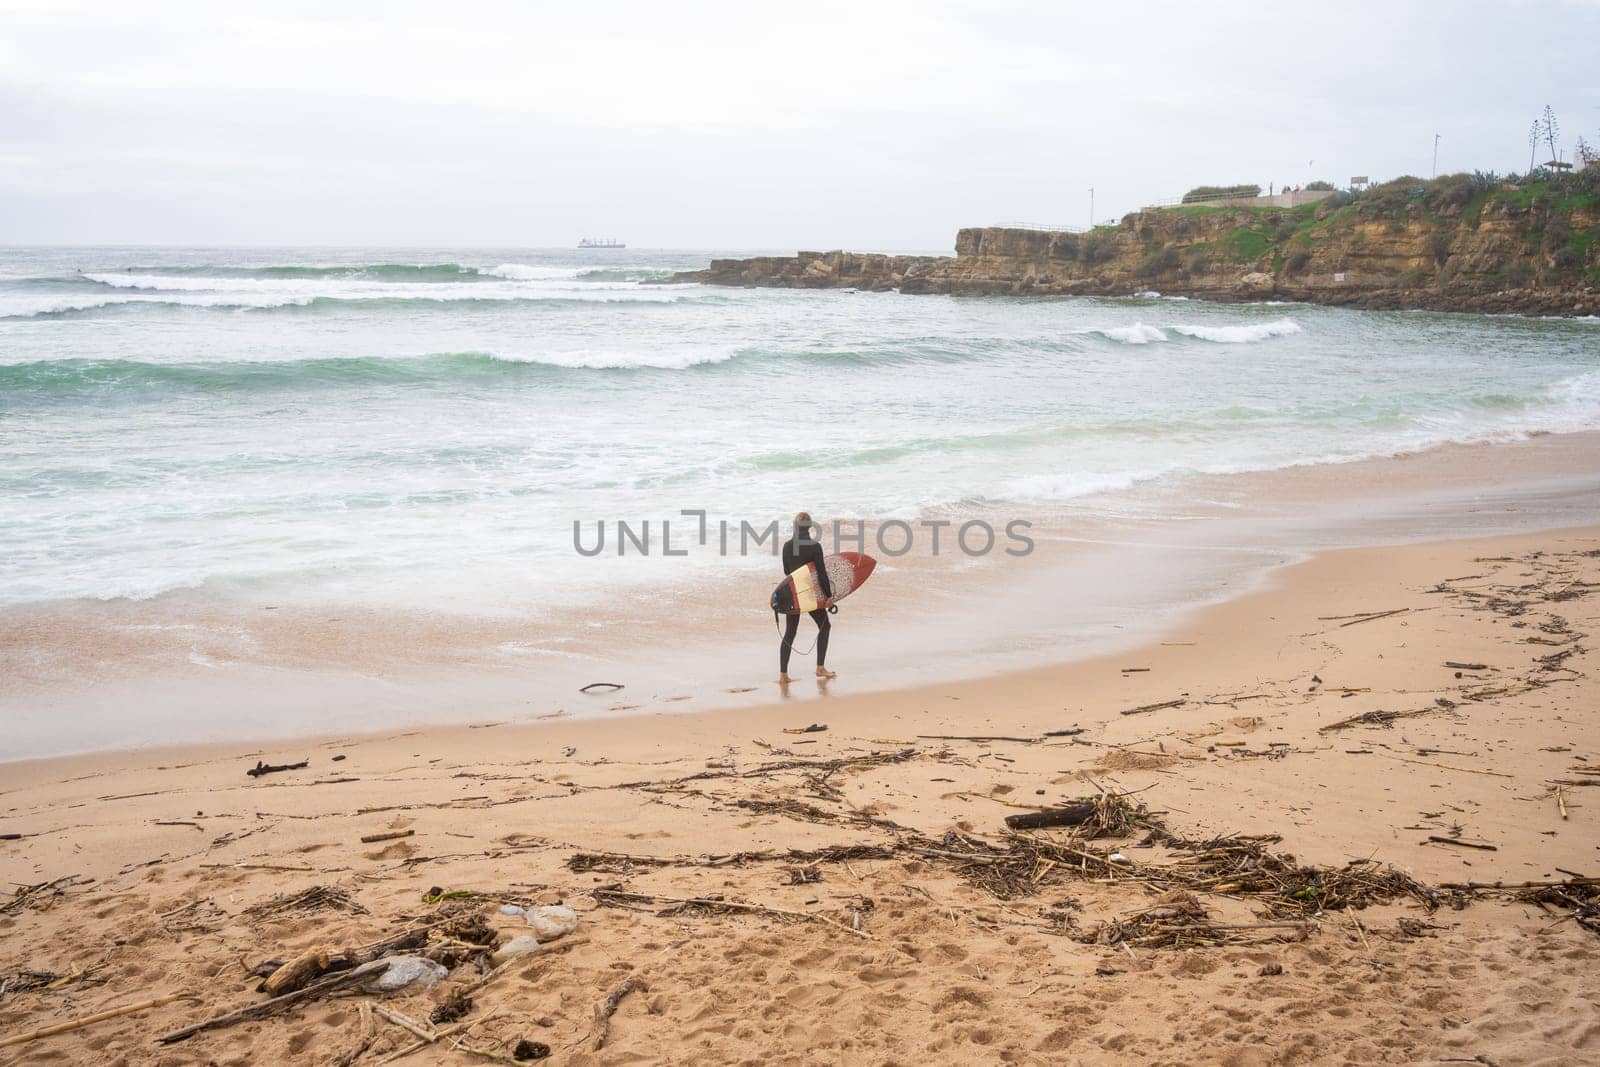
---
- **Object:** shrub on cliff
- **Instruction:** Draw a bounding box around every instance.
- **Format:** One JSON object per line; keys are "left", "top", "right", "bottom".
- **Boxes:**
{"left": 1078, "top": 229, "right": 1116, "bottom": 265}
{"left": 1286, "top": 250, "right": 1312, "bottom": 274}
{"left": 1358, "top": 177, "right": 1424, "bottom": 218}
{"left": 1134, "top": 245, "right": 1181, "bottom": 278}
{"left": 1182, "top": 184, "right": 1261, "bottom": 204}
{"left": 1423, "top": 172, "right": 1499, "bottom": 212}
{"left": 1429, "top": 232, "right": 1453, "bottom": 265}
{"left": 1305, "top": 180, "right": 1336, "bottom": 191}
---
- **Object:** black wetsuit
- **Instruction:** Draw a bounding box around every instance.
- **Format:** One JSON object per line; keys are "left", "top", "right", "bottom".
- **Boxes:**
{"left": 779, "top": 533, "right": 832, "bottom": 674}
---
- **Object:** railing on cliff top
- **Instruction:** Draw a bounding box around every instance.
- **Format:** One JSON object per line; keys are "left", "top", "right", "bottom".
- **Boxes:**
{"left": 991, "top": 220, "right": 1091, "bottom": 234}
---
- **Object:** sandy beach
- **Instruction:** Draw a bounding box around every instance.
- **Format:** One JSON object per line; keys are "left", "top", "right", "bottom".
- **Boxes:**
{"left": 4, "top": 523, "right": 1598, "bottom": 1065}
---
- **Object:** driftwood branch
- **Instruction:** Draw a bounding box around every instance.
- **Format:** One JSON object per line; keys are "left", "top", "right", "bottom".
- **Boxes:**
{"left": 1121, "top": 699, "right": 1186, "bottom": 716}
{"left": 156, "top": 960, "right": 388, "bottom": 1044}
{"left": 1003, "top": 803, "right": 1096, "bottom": 831}
{"left": 0, "top": 993, "right": 196, "bottom": 1049}
{"left": 592, "top": 975, "right": 648, "bottom": 1051}
{"left": 247, "top": 759, "right": 309, "bottom": 778}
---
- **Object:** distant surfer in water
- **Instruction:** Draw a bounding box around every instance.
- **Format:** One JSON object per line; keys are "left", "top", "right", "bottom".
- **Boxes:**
{"left": 779, "top": 511, "right": 835, "bottom": 683}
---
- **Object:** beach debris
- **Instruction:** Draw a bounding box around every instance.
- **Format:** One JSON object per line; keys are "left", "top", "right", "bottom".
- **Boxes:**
{"left": 1444, "top": 661, "right": 1489, "bottom": 671}
{"left": 593, "top": 887, "right": 871, "bottom": 939}
{"left": 431, "top": 988, "right": 475, "bottom": 1026}
{"left": 785, "top": 864, "right": 823, "bottom": 885}
{"left": 366, "top": 956, "right": 447, "bottom": 993}
{"left": 579, "top": 682, "right": 624, "bottom": 693}
{"left": 917, "top": 734, "right": 1037, "bottom": 743}
{"left": 1109, "top": 852, "right": 1132, "bottom": 866}
{"left": 360, "top": 829, "right": 416, "bottom": 844}
{"left": 492, "top": 935, "right": 542, "bottom": 963}
{"left": 1258, "top": 963, "right": 1284, "bottom": 976}
{"left": 3, "top": 876, "right": 81, "bottom": 915}
{"left": 782, "top": 723, "right": 828, "bottom": 734}
{"left": 1004, "top": 793, "right": 1145, "bottom": 836}
{"left": 568, "top": 842, "right": 896, "bottom": 874}
{"left": 332, "top": 1001, "right": 377, "bottom": 1067}
{"left": 1425, "top": 835, "right": 1498, "bottom": 852}
{"left": 1120, "top": 698, "right": 1187, "bottom": 716}
{"left": 524, "top": 904, "right": 579, "bottom": 941}
{"left": 1319, "top": 607, "right": 1410, "bottom": 627}
{"left": 1003, "top": 803, "right": 1093, "bottom": 832}
{"left": 1319, "top": 705, "right": 1441, "bottom": 733}
{"left": 262, "top": 947, "right": 332, "bottom": 996}
{"left": 514, "top": 1038, "right": 552, "bottom": 1060}
{"left": 1077, "top": 891, "right": 1309, "bottom": 949}
{"left": 0, "top": 992, "right": 199, "bottom": 1050}
{"left": 245, "top": 884, "right": 367, "bottom": 920}
{"left": 159, "top": 960, "right": 391, "bottom": 1043}
{"left": 592, "top": 974, "right": 648, "bottom": 1051}
{"left": 247, "top": 758, "right": 308, "bottom": 778}
{"left": 1, "top": 967, "right": 107, "bottom": 996}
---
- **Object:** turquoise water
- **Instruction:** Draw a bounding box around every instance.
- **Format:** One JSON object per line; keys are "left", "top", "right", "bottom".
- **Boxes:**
{"left": 3, "top": 246, "right": 1599, "bottom": 613}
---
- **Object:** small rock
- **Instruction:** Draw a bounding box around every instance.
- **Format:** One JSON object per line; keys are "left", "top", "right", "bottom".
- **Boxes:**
{"left": 525, "top": 904, "right": 579, "bottom": 940}
{"left": 513, "top": 1039, "right": 551, "bottom": 1061}
{"left": 492, "top": 935, "right": 541, "bottom": 963}
{"left": 1108, "top": 852, "right": 1131, "bottom": 866}
{"left": 498, "top": 904, "right": 526, "bottom": 917}
{"left": 366, "top": 956, "right": 447, "bottom": 993}
{"left": 1258, "top": 962, "right": 1284, "bottom": 976}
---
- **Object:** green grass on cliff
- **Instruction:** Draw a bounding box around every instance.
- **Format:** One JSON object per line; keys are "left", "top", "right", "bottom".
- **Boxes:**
{"left": 1134, "top": 169, "right": 1597, "bottom": 281}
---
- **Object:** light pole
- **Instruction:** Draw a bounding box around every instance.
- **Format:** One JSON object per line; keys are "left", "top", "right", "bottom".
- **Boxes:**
{"left": 1432, "top": 133, "right": 1440, "bottom": 178}
{"left": 1088, "top": 187, "right": 1094, "bottom": 230}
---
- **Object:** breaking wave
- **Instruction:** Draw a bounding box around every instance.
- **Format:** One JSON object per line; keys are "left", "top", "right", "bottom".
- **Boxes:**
{"left": 1082, "top": 318, "right": 1302, "bottom": 344}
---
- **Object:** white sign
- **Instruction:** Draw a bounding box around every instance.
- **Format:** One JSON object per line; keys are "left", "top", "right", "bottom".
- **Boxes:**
{"left": 1333, "top": 271, "right": 1347, "bottom": 282}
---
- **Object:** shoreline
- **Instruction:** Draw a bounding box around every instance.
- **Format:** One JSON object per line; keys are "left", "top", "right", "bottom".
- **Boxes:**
{"left": 6, "top": 428, "right": 1600, "bottom": 763}
{"left": 2, "top": 522, "right": 1597, "bottom": 1063}
{"left": 4, "top": 519, "right": 1598, "bottom": 783}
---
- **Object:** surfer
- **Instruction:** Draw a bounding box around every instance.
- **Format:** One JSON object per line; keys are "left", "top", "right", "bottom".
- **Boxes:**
{"left": 779, "top": 512, "right": 835, "bottom": 682}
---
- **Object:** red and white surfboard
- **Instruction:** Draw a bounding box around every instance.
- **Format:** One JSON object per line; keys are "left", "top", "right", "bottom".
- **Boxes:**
{"left": 770, "top": 551, "right": 876, "bottom": 614}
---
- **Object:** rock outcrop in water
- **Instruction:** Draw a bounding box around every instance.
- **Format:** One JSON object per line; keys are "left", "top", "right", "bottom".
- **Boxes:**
{"left": 671, "top": 174, "right": 1600, "bottom": 316}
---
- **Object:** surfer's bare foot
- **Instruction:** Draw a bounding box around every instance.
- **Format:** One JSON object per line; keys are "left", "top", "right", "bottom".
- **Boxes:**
{"left": 815, "top": 666, "right": 836, "bottom": 679}
{"left": 777, "top": 673, "right": 791, "bottom": 685}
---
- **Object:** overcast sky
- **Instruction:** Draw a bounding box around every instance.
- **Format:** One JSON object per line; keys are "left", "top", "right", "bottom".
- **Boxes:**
{"left": 3, "top": 0, "right": 1597, "bottom": 250}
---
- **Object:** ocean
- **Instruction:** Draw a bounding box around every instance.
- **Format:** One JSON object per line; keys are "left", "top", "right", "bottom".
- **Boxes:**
{"left": 4, "top": 246, "right": 1600, "bottom": 756}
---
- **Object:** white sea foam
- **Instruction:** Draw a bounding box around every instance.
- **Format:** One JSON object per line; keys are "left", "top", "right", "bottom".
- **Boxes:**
{"left": 1095, "top": 323, "right": 1166, "bottom": 344}
{"left": 1, "top": 292, "right": 317, "bottom": 317}
{"left": 9, "top": 277, "right": 700, "bottom": 317}
{"left": 482, "top": 347, "right": 741, "bottom": 370}
{"left": 481, "top": 263, "right": 588, "bottom": 281}
{"left": 1000, "top": 470, "right": 1147, "bottom": 501}
{"left": 1170, "top": 318, "right": 1302, "bottom": 343}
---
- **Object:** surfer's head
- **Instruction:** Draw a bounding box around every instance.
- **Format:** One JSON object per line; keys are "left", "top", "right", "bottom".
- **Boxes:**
{"left": 793, "top": 511, "right": 814, "bottom": 540}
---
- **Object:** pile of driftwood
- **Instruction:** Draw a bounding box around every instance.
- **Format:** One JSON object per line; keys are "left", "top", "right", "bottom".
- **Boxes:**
{"left": 1440, "top": 877, "right": 1600, "bottom": 939}
{"left": 1071, "top": 889, "right": 1310, "bottom": 949}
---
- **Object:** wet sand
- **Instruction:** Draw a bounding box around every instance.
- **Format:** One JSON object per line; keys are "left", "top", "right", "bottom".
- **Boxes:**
{"left": 3, "top": 524, "right": 1598, "bottom": 1064}
{"left": 6, "top": 430, "right": 1600, "bottom": 761}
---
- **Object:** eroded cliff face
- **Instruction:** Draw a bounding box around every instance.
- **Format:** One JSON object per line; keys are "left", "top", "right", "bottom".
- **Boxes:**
{"left": 670, "top": 191, "right": 1600, "bottom": 315}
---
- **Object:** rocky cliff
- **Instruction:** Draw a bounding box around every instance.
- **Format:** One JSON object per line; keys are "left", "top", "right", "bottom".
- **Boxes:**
{"left": 670, "top": 175, "right": 1600, "bottom": 316}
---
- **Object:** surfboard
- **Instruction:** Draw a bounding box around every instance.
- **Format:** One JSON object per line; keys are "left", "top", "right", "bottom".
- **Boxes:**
{"left": 771, "top": 551, "right": 876, "bottom": 614}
